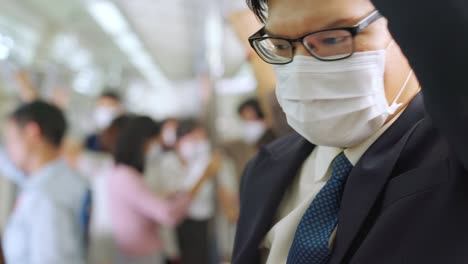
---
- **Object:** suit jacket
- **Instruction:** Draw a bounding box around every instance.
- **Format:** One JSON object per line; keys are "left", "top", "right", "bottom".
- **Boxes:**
{"left": 257, "top": 129, "right": 277, "bottom": 149}
{"left": 233, "top": 0, "right": 468, "bottom": 262}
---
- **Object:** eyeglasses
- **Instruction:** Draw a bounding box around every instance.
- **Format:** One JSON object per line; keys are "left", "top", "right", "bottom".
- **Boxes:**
{"left": 248, "top": 11, "right": 383, "bottom": 65}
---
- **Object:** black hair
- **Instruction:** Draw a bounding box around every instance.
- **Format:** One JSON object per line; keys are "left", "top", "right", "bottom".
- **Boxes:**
{"left": 10, "top": 100, "right": 67, "bottom": 147}
{"left": 113, "top": 116, "right": 161, "bottom": 173}
{"left": 237, "top": 97, "right": 265, "bottom": 120}
{"left": 100, "top": 90, "right": 121, "bottom": 102}
{"left": 246, "top": 0, "right": 268, "bottom": 23}
{"left": 176, "top": 119, "right": 203, "bottom": 141}
{"left": 99, "top": 114, "right": 133, "bottom": 154}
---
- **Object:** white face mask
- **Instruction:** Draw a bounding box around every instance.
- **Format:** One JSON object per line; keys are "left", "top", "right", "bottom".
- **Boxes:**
{"left": 146, "top": 143, "right": 163, "bottom": 160}
{"left": 275, "top": 49, "right": 412, "bottom": 148}
{"left": 179, "top": 140, "right": 211, "bottom": 162}
{"left": 162, "top": 127, "right": 177, "bottom": 147}
{"left": 93, "top": 107, "right": 119, "bottom": 130}
{"left": 241, "top": 120, "right": 266, "bottom": 144}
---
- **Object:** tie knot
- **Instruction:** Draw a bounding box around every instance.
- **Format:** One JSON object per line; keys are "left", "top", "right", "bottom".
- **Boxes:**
{"left": 331, "top": 152, "right": 353, "bottom": 180}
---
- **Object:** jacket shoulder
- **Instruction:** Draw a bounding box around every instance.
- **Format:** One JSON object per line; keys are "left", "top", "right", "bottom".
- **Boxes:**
{"left": 239, "top": 132, "right": 311, "bottom": 193}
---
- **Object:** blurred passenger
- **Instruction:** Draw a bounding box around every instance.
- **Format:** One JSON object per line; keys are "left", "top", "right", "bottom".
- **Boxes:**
{"left": 237, "top": 97, "right": 276, "bottom": 148}
{"left": 160, "top": 118, "right": 179, "bottom": 151}
{"left": 2, "top": 101, "right": 90, "bottom": 264}
{"left": 173, "top": 119, "right": 216, "bottom": 264}
{"left": 108, "top": 116, "right": 191, "bottom": 264}
{"left": 144, "top": 137, "right": 181, "bottom": 263}
{"left": 266, "top": 91, "right": 294, "bottom": 137}
{"left": 77, "top": 115, "right": 132, "bottom": 264}
{"left": 85, "top": 91, "right": 124, "bottom": 152}
{"left": 214, "top": 156, "right": 239, "bottom": 262}
{"left": 219, "top": 97, "right": 277, "bottom": 192}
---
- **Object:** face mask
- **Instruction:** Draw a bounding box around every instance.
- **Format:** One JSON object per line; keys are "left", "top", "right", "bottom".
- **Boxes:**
{"left": 275, "top": 48, "right": 412, "bottom": 148}
{"left": 93, "top": 107, "right": 119, "bottom": 130}
{"left": 162, "top": 128, "right": 177, "bottom": 147}
{"left": 241, "top": 120, "right": 266, "bottom": 144}
{"left": 146, "top": 143, "right": 163, "bottom": 160}
{"left": 179, "top": 140, "right": 211, "bottom": 162}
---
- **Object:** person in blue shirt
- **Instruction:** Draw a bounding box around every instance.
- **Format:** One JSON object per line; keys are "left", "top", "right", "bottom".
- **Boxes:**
{"left": 2, "top": 101, "right": 90, "bottom": 264}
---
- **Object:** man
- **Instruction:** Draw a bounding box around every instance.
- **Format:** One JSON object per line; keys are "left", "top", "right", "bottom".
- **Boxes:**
{"left": 160, "top": 118, "right": 179, "bottom": 151}
{"left": 238, "top": 97, "right": 276, "bottom": 148}
{"left": 172, "top": 119, "right": 216, "bottom": 264}
{"left": 2, "top": 101, "right": 90, "bottom": 264}
{"left": 85, "top": 91, "right": 124, "bottom": 152}
{"left": 233, "top": 0, "right": 468, "bottom": 263}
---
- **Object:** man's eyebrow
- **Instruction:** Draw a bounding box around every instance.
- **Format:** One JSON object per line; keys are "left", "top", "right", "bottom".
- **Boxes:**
{"left": 264, "top": 17, "right": 358, "bottom": 38}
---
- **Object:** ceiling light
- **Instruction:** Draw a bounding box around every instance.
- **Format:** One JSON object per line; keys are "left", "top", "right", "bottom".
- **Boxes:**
{"left": 87, "top": 0, "right": 129, "bottom": 36}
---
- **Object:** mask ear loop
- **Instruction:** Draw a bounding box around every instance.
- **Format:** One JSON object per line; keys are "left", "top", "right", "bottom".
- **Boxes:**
{"left": 385, "top": 39, "right": 415, "bottom": 113}
{"left": 386, "top": 40, "right": 395, "bottom": 50}
{"left": 388, "top": 70, "right": 414, "bottom": 113}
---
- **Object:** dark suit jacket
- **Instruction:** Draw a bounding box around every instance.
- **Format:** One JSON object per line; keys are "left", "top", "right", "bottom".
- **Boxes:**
{"left": 257, "top": 129, "right": 277, "bottom": 148}
{"left": 233, "top": 0, "right": 468, "bottom": 263}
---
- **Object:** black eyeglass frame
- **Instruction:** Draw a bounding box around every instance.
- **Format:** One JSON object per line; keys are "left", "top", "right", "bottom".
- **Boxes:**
{"left": 248, "top": 10, "right": 383, "bottom": 64}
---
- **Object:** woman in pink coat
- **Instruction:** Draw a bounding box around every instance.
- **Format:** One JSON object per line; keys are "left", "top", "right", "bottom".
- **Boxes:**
{"left": 108, "top": 116, "right": 191, "bottom": 264}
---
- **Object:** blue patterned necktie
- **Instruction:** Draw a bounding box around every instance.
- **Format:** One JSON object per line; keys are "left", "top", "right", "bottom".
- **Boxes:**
{"left": 287, "top": 152, "right": 353, "bottom": 264}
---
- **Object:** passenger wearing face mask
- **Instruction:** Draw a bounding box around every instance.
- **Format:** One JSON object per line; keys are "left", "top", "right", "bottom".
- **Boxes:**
{"left": 232, "top": 0, "right": 468, "bottom": 263}
{"left": 238, "top": 98, "right": 277, "bottom": 148}
{"left": 160, "top": 118, "right": 179, "bottom": 151}
{"left": 85, "top": 91, "right": 124, "bottom": 152}
{"left": 159, "top": 119, "right": 216, "bottom": 264}
{"left": 107, "top": 116, "right": 191, "bottom": 264}
{"left": 75, "top": 115, "right": 132, "bottom": 264}
{"left": 143, "top": 120, "right": 182, "bottom": 264}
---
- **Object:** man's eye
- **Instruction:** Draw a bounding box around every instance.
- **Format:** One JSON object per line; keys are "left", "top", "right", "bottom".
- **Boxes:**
{"left": 274, "top": 44, "right": 290, "bottom": 50}
{"left": 321, "top": 36, "right": 348, "bottom": 45}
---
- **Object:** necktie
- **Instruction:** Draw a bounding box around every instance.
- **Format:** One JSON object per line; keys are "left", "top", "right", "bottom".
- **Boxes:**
{"left": 287, "top": 152, "right": 353, "bottom": 264}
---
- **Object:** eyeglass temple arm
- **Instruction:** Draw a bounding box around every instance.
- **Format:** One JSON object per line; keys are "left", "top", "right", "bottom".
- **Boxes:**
{"left": 355, "top": 11, "right": 383, "bottom": 32}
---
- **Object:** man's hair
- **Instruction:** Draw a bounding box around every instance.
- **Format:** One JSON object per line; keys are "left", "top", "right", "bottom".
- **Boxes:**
{"left": 10, "top": 100, "right": 67, "bottom": 147}
{"left": 246, "top": 0, "right": 268, "bottom": 22}
{"left": 237, "top": 97, "right": 265, "bottom": 120}
{"left": 113, "top": 116, "right": 161, "bottom": 173}
{"left": 100, "top": 90, "right": 121, "bottom": 102}
{"left": 176, "top": 119, "right": 203, "bottom": 141}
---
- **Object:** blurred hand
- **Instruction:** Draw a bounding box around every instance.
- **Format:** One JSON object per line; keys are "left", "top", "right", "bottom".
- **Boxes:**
{"left": 165, "top": 192, "right": 192, "bottom": 225}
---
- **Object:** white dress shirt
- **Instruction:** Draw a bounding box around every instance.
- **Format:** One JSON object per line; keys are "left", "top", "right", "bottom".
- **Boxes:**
{"left": 3, "top": 159, "right": 90, "bottom": 264}
{"left": 260, "top": 114, "right": 401, "bottom": 264}
{"left": 159, "top": 152, "right": 215, "bottom": 220}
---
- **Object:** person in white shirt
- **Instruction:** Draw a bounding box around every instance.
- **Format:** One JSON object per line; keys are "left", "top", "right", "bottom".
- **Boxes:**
{"left": 2, "top": 101, "right": 90, "bottom": 264}
{"left": 160, "top": 119, "right": 216, "bottom": 264}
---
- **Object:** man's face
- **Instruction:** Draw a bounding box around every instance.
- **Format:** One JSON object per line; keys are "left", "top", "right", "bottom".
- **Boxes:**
{"left": 265, "top": 0, "right": 412, "bottom": 103}
{"left": 96, "top": 96, "right": 121, "bottom": 110}
{"left": 94, "top": 97, "right": 122, "bottom": 130}
{"left": 177, "top": 128, "right": 210, "bottom": 161}
{"left": 162, "top": 120, "right": 178, "bottom": 147}
{"left": 240, "top": 107, "right": 261, "bottom": 122}
{"left": 178, "top": 128, "right": 207, "bottom": 149}
{"left": 4, "top": 120, "right": 32, "bottom": 171}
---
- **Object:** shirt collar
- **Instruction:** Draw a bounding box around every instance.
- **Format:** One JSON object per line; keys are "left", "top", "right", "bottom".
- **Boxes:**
{"left": 24, "top": 159, "right": 63, "bottom": 191}
{"left": 314, "top": 146, "right": 342, "bottom": 183}
{"left": 314, "top": 110, "right": 404, "bottom": 183}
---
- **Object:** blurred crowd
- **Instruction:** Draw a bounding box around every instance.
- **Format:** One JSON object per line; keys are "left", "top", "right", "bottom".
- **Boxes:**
{"left": 0, "top": 87, "right": 289, "bottom": 264}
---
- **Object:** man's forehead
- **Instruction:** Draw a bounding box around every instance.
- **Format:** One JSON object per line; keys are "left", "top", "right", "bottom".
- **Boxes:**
{"left": 265, "top": 0, "right": 375, "bottom": 37}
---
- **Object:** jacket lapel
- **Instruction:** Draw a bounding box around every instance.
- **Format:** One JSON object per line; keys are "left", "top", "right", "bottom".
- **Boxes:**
{"left": 233, "top": 134, "right": 314, "bottom": 264}
{"left": 331, "top": 94, "right": 426, "bottom": 264}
